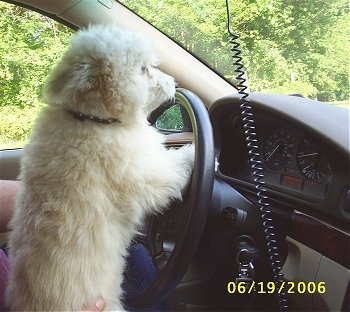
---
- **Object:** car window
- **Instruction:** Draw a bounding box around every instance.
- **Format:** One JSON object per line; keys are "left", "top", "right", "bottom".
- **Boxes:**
{"left": 156, "top": 104, "right": 184, "bottom": 132}
{"left": 0, "top": 2, "right": 73, "bottom": 150}
{"left": 119, "top": 0, "right": 349, "bottom": 108}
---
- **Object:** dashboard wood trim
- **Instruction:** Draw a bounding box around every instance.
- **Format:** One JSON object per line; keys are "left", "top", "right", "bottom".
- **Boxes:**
{"left": 288, "top": 210, "right": 350, "bottom": 269}
{"left": 164, "top": 132, "right": 193, "bottom": 146}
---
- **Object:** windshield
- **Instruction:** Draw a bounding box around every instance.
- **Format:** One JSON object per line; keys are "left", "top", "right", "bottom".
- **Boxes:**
{"left": 119, "top": 0, "right": 349, "bottom": 107}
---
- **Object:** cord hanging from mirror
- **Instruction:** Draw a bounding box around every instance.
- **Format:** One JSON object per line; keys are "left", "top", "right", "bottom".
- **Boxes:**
{"left": 225, "top": 1, "right": 288, "bottom": 310}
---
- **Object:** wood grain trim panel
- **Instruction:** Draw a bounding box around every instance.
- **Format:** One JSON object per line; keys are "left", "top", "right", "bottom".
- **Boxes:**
{"left": 288, "top": 211, "right": 350, "bottom": 269}
{"left": 164, "top": 132, "right": 193, "bottom": 146}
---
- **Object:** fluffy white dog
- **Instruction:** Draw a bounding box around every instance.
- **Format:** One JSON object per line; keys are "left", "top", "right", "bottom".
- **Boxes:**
{"left": 7, "top": 24, "right": 194, "bottom": 311}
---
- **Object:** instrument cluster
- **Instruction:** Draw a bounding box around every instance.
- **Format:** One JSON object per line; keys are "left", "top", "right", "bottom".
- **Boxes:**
{"left": 211, "top": 95, "right": 349, "bottom": 225}
{"left": 260, "top": 125, "right": 333, "bottom": 199}
{"left": 218, "top": 115, "right": 335, "bottom": 200}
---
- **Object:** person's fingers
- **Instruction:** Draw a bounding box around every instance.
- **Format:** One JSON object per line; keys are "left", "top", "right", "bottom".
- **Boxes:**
{"left": 81, "top": 297, "right": 105, "bottom": 311}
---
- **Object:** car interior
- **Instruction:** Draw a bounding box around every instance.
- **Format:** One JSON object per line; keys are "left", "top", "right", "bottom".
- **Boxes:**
{"left": 0, "top": 0, "right": 349, "bottom": 311}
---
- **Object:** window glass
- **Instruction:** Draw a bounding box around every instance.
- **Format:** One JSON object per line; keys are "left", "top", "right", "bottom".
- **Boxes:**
{"left": 119, "top": 0, "right": 349, "bottom": 108}
{"left": 0, "top": 3, "right": 73, "bottom": 149}
{"left": 156, "top": 105, "right": 184, "bottom": 132}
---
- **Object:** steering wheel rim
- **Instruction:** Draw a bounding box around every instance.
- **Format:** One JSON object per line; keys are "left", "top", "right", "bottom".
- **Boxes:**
{"left": 126, "top": 88, "right": 215, "bottom": 307}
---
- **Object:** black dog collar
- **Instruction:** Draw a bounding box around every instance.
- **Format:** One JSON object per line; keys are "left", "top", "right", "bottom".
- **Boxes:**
{"left": 68, "top": 110, "right": 120, "bottom": 124}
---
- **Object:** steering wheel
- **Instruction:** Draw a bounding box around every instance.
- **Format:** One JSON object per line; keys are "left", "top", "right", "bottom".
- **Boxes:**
{"left": 126, "top": 88, "right": 215, "bottom": 307}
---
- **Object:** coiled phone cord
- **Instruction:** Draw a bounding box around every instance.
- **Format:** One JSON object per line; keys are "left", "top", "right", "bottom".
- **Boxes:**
{"left": 225, "top": 1, "right": 288, "bottom": 310}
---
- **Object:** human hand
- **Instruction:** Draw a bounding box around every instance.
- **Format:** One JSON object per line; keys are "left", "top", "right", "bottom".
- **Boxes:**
{"left": 0, "top": 180, "right": 18, "bottom": 232}
{"left": 81, "top": 297, "right": 105, "bottom": 311}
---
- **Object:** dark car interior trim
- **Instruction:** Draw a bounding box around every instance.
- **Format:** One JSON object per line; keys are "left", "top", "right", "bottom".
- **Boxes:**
{"left": 288, "top": 211, "right": 350, "bottom": 269}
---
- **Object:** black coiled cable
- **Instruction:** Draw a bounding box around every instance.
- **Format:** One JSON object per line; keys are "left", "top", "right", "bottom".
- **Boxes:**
{"left": 225, "top": 1, "right": 288, "bottom": 311}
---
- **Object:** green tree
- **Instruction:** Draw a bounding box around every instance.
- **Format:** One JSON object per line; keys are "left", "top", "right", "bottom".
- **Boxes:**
{"left": 0, "top": 2, "right": 72, "bottom": 146}
{"left": 121, "top": 0, "right": 349, "bottom": 101}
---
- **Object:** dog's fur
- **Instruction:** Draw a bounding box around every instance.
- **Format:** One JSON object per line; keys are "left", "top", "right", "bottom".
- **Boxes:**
{"left": 7, "top": 24, "right": 194, "bottom": 311}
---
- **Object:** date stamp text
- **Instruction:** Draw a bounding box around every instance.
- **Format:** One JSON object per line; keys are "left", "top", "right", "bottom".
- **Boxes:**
{"left": 227, "top": 281, "right": 326, "bottom": 295}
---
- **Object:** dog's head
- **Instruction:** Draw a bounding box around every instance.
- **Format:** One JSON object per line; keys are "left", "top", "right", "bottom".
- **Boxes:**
{"left": 42, "top": 24, "right": 175, "bottom": 123}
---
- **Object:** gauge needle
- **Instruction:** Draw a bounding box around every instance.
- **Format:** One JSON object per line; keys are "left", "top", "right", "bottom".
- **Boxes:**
{"left": 297, "top": 152, "right": 319, "bottom": 158}
{"left": 266, "top": 144, "right": 280, "bottom": 161}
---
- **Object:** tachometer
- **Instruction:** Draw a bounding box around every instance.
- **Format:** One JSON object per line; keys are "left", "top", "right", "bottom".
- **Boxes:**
{"left": 297, "top": 138, "right": 332, "bottom": 180}
{"left": 263, "top": 128, "right": 295, "bottom": 170}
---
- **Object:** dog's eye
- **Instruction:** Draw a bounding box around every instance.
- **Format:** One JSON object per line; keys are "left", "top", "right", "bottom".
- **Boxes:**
{"left": 141, "top": 65, "right": 147, "bottom": 74}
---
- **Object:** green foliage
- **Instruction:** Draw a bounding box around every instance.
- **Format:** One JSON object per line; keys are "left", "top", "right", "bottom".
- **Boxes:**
{"left": 0, "top": 103, "right": 43, "bottom": 147}
{"left": 0, "top": 4, "right": 72, "bottom": 108}
{"left": 122, "top": 0, "right": 349, "bottom": 101}
{"left": 0, "top": 2, "right": 72, "bottom": 147}
{"left": 0, "top": 1, "right": 348, "bottom": 146}
{"left": 156, "top": 105, "right": 184, "bottom": 131}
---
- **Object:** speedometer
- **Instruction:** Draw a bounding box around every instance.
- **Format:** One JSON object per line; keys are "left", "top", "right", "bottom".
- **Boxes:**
{"left": 263, "top": 128, "right": 295, "bottom": 171}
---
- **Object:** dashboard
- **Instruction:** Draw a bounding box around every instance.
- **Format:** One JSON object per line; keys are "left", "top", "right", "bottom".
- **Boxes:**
{"left": 220, "top": 115, "right": 335, "bottom": 199}
{"left": 209, "top": 93, "right": 350, "bottom": 229}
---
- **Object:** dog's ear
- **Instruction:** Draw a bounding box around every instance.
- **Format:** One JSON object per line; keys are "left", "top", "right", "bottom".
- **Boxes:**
{"left": 42, "top": 56, "right": 115, "bottom": 107}
{"left": 42, "top": 62, "right": 75, "bottom": 106}
{"left": 81, "top": 60, "right": 114, "bottom": 96}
